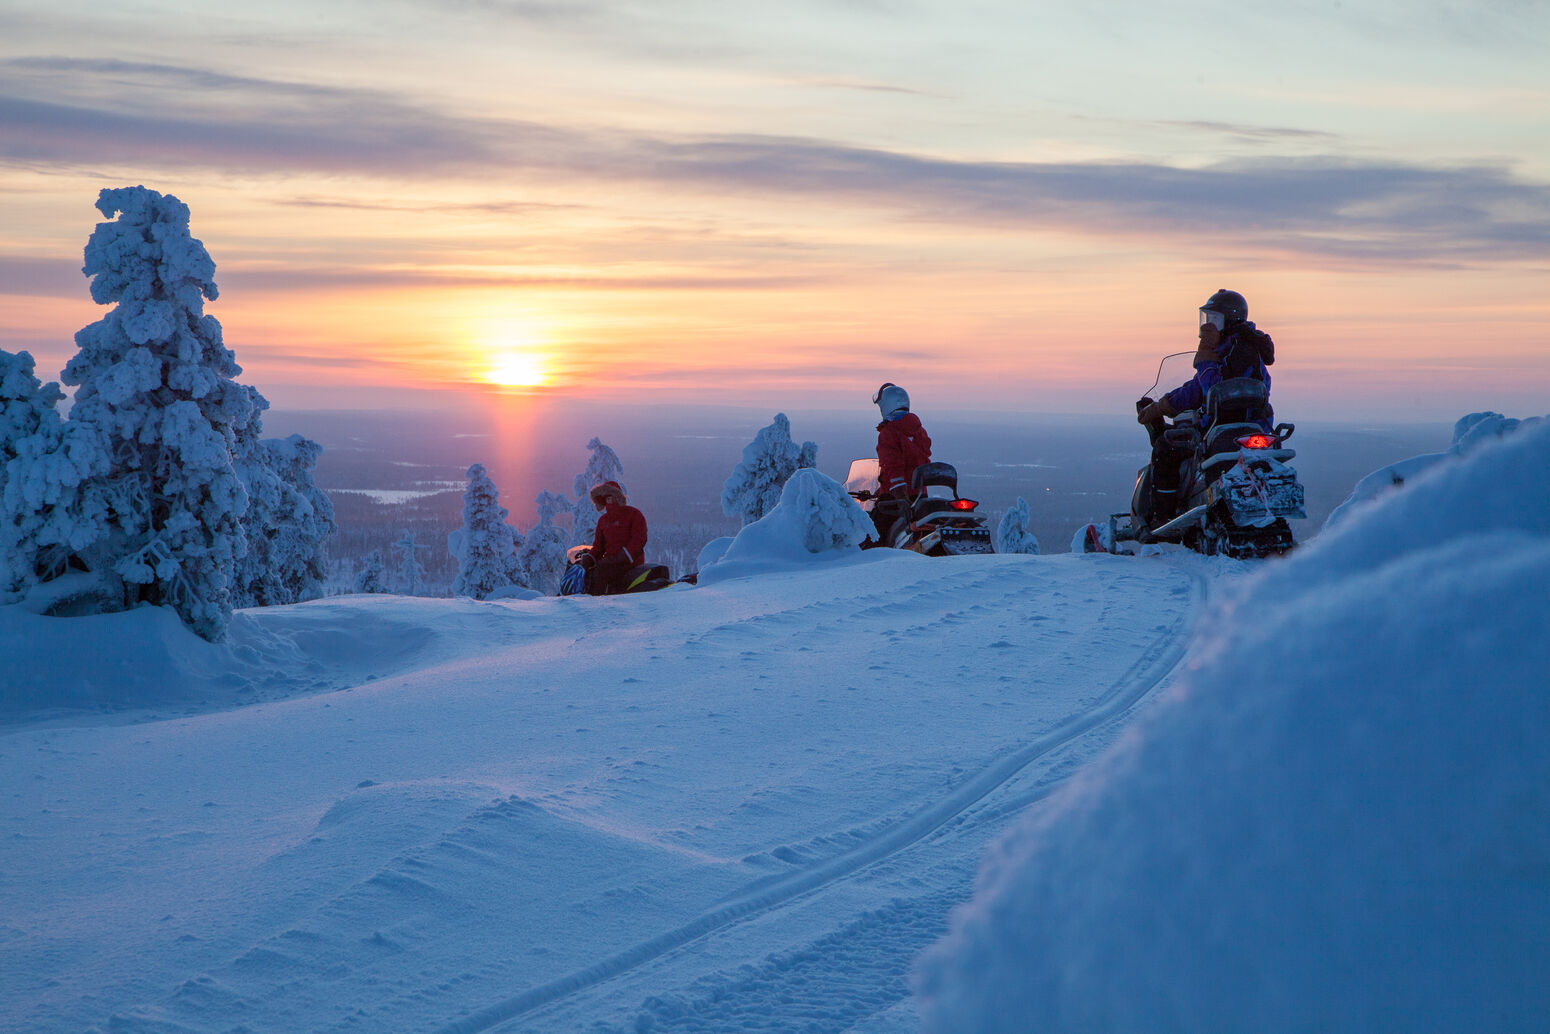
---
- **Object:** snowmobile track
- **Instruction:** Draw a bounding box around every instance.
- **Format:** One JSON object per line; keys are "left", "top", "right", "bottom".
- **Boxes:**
{"left": 435, "top": 570, "right": 1205, "bottom": 1034}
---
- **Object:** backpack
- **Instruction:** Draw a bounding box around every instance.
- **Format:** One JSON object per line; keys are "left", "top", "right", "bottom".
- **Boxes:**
{"left": 1221, "top": 325, "right": 1275, "bottom": 381}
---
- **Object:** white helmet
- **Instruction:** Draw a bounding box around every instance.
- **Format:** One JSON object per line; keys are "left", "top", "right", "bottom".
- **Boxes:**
{"left": 873, "top": 382, "right": 910, "bottom": 418}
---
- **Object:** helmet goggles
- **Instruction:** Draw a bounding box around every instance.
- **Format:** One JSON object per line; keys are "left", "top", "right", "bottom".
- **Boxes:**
{"left": 1199, "top": 309, "right": 1227, "bottom": 331}
{"left": 871, "top": 381, "right": 897, "bottom": 405}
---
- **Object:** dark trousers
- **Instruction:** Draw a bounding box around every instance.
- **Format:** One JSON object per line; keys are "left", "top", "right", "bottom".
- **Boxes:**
{"left": 588, "top": 554, "right": 633, "bottom": 596}
{"left": 868, "top": 497, "right": 907, "bottom": 546}
{"left": 1143, "top": 417, "right": 1187, "bottom": 524}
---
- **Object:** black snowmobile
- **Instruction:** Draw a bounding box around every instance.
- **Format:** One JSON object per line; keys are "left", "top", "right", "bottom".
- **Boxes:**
{"left": 559, "top": 545, "right": 674, "bottom": 596}
{"left": 1106, "top": 352, "right": 1305, "bottom": 558}
{"left": 846, "top": 458, "right": 994, "bottom": 556}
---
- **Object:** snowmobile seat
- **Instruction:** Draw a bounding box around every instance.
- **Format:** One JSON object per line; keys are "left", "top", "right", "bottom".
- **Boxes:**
{"left": 1206, "top": 378, "right": 1271, "bottom": 429}
{"left": 622, "top": 563, "right": 672, "bottom": 593}
{"left": 911, "top": 461, "right": 960, "bottom": 498}
{"left": 910, "top": 462, "right": 962, "bottom": 518}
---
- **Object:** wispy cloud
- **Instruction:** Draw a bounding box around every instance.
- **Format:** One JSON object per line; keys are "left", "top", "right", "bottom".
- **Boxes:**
{"left": 1150, "top": 119, "right": 1343, "bottom": 145}
{"left": 276, "top": 196, "right": 590, "bottom": 216}
{"left": 5, "top": 57, "right": 1548, "bottom": 265}
{"left": 0, "top": 253, "right": 826, "bottom": 299}
{"left": 218, "top": 269, "right": 827, "bottom": 293}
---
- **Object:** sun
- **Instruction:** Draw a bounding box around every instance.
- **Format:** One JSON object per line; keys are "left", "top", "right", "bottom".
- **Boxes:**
{"left": 483, "top": 349, "right": 550, "bottom": 388}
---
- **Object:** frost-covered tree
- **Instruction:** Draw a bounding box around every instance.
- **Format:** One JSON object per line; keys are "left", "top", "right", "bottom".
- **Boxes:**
{"left": 714, "top": 468, "right": 873, "bottom": 565}
{"left": 354, "top": 548, "right": 388, "bottom": 594}
{"left": 53, "top": 187, "right": 258, "bottom": 640}
{"left": 570, "top": 437, "right": 625, "bottom": 546}
{"left": 394, "top": 530, "right": 429, "bottom": 596}
{"left": 721, "top": 413, "right": 818, "bottom": 526}
{"left": 243, "top": 434, "right": 335, "bottom": 606}
{"left": 995, "top": 497, "right": 1041, "bottom": 555}
{"left": 230, "top": 384, "right": 336, "bottom": 608}
{"left": 449, "top": 463, "right": 524, "bottom": 599}
{"left": 515, "top": 489, "right": 571, "bottom": 594}
{"left": 0, "top": 350, "right": 105, "bottom": 598}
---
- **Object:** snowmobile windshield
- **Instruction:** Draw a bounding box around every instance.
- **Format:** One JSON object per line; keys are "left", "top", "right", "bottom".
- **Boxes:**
{"left": 1143, "top": 351, "right": 1197, "bottom": 401}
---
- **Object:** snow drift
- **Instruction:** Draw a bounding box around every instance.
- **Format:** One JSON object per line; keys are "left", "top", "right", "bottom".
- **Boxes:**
{"left": 696, "top": 468, "right": 879, "bottom": 585}
{"left": 1324, "top": 409, "right": 1543, "bottom": 531}
{"left": 916, "top": 419, "right": 1550, "bottom": 1030}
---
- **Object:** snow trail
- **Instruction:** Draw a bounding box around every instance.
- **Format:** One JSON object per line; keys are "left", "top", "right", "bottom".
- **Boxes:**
{"left": 2, "top": 553, "right": 1200, "bottom": 1033}
{"left": 437, "top": 568, "right": 1203, "bottom": 1034}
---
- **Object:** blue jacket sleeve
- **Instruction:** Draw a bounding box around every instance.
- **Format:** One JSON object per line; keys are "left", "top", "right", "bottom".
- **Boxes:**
{"left": 1166, "top": 361, "right": 1222, "bottom": 413}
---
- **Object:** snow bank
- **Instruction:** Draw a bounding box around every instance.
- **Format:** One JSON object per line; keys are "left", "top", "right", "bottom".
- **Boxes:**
{"left": 1324, "top": 409, "right": 1543, "bottom": 531}
{"left": 696, "top": 468, "right": 881, "bottom": 585}
{"left": 0, "top": 589, "right": 531, "bottom": 718}
{"left": 917, "top": 419, "right": 1550, "bottom": 1031}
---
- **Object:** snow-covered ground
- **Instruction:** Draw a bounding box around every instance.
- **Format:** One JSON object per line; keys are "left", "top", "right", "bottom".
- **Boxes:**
{"left": 3, "top": 418, "right": 1547, "bottom": 1033}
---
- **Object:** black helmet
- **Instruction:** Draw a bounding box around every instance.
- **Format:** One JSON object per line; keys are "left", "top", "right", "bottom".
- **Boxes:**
{"left": 1201, "top": 289, "right": 1248, "bottom": 327}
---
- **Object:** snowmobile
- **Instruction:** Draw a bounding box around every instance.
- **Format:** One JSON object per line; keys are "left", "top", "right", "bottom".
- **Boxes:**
{"left": 846, "top": 458, "right": 994, "bottom": 556}
{"left": 1105, "top": 352, "right": 1305, "bottom": 559}
{"left": 558, "top": 545, "right": 674, "bottom": 596}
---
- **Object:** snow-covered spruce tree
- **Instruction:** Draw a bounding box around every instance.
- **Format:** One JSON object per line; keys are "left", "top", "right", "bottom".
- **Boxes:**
{"left": 0, "top": 350, "right": 106, "bottom": 599}
{"left": 393, "top": 529, "right": 429, "bottom": 596}
{"left": 261, "top": 433, "right": 335, "bottom": 599}
{"left": 354, "top": 548, "right": 388, "bottom": 594}
{"left": 230, "top": 385, "right": 336, "bottom": 608}
{"left": 515, "top": 489, "right": 571, "bottom": 594}
{"left": 721, "top": 413, "right": 818, "bottom": 526}
{"left": 995, "top": 497, "right": 1041, "bottom": 555}
{"left": 58, "top": 187, "right": 258, "bottom": 640}
{"left": 449, "top": 463, "right": 524, "bottom": 599}
{"left": 570, "top": 437, "right": 625, "bottom": 546}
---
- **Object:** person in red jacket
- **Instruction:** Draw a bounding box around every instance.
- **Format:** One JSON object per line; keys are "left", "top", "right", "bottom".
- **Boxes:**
{"left": 586, "top": 480, "right": 648, "bottom": 595}
{"left": 870, "top": 382, "right": 932, "bottom": 542}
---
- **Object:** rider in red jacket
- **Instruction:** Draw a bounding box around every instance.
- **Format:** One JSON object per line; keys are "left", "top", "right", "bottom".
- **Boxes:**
{"left": 587, "top": 481, "right": 647, "bottom": 594}
{"left": 868, "top": 383, "right": 932, "bottom": 544}
{"left": 874, "top": 383, "right": 932, "bottom": 498}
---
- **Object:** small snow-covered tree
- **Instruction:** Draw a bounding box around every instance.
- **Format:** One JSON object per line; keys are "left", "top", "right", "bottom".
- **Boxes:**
{"left": 515, "top": 489, "right": 571, "bottom": 594}
{"left": 55, "top": 186, "right": 258, "bottom": 640}
{"left": 721, "top": 413, "right": 818, "bottom": 526}
{"left": 251, "top": 434, "right": 335, "bottom": 604}
{"left": 0, "top": 350, "right": 105, "bottom": 598}
{"left": 995, "top": 497, "right": 1041, "bottom": 555}
{"left": 394, "top": 530, "right": 429, "bottom": 596}
{"left": 449, "top": 463, "right": 524, "bottom": 599}
{"left": 230, "top": 383, "right": 336, "bottom": 608}
{"left": 354, "top": 548, "right": 388, "bottom": 594}
{"left": 570, "top": 437, "right": 625, "bottom": 546}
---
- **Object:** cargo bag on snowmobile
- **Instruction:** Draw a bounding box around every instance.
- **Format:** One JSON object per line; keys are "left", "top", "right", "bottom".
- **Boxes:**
{"left": 1210, "top": 457, "right": 1306, "bottom": 527}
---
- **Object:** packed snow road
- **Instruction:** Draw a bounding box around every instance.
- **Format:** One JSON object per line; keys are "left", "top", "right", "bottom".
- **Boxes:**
{"left": 1, "top": 550, "right": 1204, "bottom": 1033}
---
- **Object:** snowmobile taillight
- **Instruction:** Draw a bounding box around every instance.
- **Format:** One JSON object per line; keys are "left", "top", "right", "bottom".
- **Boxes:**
{"left": 949, "top": 499, "right": 978, "bottom": 511}
{"left": 1237, "top": 434, "right": 1277, "bottom": 450}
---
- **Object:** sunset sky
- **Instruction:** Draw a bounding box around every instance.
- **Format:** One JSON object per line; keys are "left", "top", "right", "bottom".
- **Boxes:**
{"left": 3, "top": 0, "right": 1547, "bottom": 421}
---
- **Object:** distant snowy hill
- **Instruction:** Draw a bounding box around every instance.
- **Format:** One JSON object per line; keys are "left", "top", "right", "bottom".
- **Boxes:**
{"left": 2, "top": 419, "right": 1546, "bottom": 1032}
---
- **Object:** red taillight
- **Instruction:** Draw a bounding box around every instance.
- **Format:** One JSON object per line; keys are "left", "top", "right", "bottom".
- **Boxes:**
{"left": 949, "top": 499, "right": 978, "bottom": 511}
{"left": 1237, "top": 434, "right": 1276, "bottom": 449}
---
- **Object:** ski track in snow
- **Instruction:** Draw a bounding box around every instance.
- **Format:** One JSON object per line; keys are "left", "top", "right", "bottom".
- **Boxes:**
{"left": 448, "top": 567, "right": 1204, "bottom": 1034}
{"left": 2, "top": 554, "right": 1204, "bottom": 1034}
